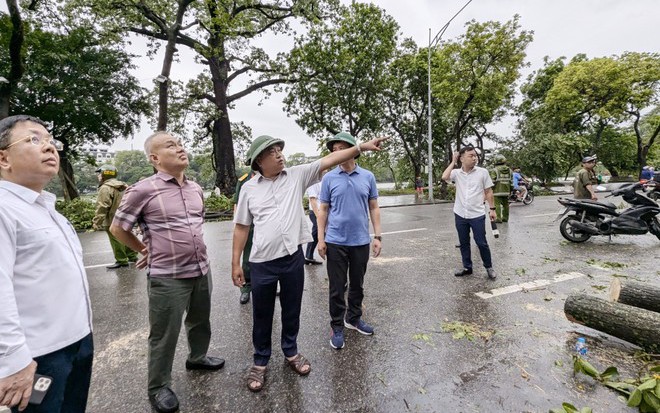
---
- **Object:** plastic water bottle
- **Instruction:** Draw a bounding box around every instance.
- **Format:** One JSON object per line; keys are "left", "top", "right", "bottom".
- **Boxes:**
{"left": 575, "top": 337, "right": 587, "bottom": 356}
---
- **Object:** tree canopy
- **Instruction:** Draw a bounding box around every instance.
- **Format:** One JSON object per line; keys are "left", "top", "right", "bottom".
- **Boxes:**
{"left": 0, "top": 13, "right": 150, "bottom": 199}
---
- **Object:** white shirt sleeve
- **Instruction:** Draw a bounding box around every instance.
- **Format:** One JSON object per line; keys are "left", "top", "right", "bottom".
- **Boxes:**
{"left": 483, "top": 168, "right": 494, "bottom": 188}
{"left": 233, "top": 183, "right": 253, "bottom": 226}
{"left": 292, "top": 160, "right": 322, "bottom": 190}
{"left": 0, "top": 210, "right": 33, "bottom": 378}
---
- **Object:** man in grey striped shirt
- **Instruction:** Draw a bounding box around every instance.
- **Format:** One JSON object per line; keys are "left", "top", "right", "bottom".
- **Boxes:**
{"left": 111, "top": 131, "right": 223, "bottom": 413}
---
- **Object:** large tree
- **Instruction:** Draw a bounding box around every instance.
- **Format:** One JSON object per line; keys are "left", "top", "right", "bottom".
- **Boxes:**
{"left": 0, "top": 0, "right": 27, "bottom": 118}
{"left": 0, "top": 18, "right": 150, "bottom": 199}
{"left": 430, "top": 15, "right": 533, "bottom": 162}
{"left": 72, "top": 0, "right": 338, "bottom": 195}
{"left": 501, "top": 56, "right": 583, "bottom": 182}
{"left": 381, "top": 40, "right": 430, "bottom": 184}
{"left": 284, "top": 2, "right": 399, "bottom": 140}
{"left": 545, "top": 52, "right": 660, "bottom": 177}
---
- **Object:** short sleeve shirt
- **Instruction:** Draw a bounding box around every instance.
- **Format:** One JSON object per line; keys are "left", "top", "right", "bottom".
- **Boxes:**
{"left": 450, "top": 166, "right": 493, "bottom": 219}
{"left": 512, "top": 172, "right": 522, "bottom": 188}
{"left": 574, "top": 168, "right": 597, "bottom": 199}
{"left": 113, "top": 172, "right": 209, "bottom": 278}
{"left": 306, "top": 182, "right": 322, "bottom": 212}
{"left": 319, "top": 165, "right": 378, "bottom": 246}
{"left": 234, "top": 160, "right": 321, "bottom": 262}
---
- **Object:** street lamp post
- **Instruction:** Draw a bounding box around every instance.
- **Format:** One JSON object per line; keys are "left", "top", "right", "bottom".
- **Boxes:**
{"left": 426, "top": 0, "right": 473, "bottom": 201}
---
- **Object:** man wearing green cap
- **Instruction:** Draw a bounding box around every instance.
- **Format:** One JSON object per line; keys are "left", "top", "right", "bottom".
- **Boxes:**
{"left": 574, "top": 155, "right": 598, "bottom": 200}
{"left": 232, "top": 133, "right": 387, "bottom": 392}
{"left": 316, "top": 132, "right": 381, "bottom": 350}
{"left": 93, "top": 164, "right": 138, "bottom": 269}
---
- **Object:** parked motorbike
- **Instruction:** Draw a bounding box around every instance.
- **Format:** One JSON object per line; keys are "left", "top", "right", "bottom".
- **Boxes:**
{"left": 556, "top": 182, "right": 660, "bottom": 243}
{"left": 509, "top": 181, "right": 534, "bottom": 205}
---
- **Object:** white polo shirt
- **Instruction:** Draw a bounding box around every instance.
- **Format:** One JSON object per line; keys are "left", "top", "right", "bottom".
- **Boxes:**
{"left": 450, "top": 166, "right": 494, "bottom": 219}
{"left": 234, "top": 160, "right": 321, "bottom": 262}
{"left": 0, "top": 181, "right": 92, "bottom": 378}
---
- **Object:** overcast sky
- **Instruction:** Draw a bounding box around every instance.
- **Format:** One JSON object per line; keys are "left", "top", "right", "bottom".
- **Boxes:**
{"left": 4, "top": 0, "right": 659, "bottom": 155}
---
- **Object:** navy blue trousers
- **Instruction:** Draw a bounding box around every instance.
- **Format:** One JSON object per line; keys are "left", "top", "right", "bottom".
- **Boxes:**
{"left": 12, "top": 333, "right": 93, "bottom": 413}
{"left": 454, "top": 213, "right": 493, "bottom": 269}
{"left": 249, "top": 247, "right": 305, "bottom": 366}
{"left": 305, "top": 211, "right": 318, "bottom": 260}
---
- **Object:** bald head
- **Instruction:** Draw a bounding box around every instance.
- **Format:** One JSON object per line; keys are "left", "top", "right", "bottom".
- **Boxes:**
{"left": 144, "top": 131, "right": 170, "bottom": 159}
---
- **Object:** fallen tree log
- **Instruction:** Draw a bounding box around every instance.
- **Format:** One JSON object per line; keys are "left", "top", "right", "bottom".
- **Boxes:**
{"left": 609, "top": 279, "right": 660, "bottom": 313}
{"left": 564, "top": 294, "right": 660, "bottom": 353}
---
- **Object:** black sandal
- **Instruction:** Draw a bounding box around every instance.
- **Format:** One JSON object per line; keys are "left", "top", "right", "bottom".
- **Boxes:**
{"left": 286, "top": 354, "right": 311, "bottom": 376}
{"left": 247, "top": 365, "right": 266, "bottom": 392}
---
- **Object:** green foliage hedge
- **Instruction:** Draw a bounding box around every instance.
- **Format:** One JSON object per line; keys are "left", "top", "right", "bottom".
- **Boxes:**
{"left": 204, "top": 193, "right": 234, "bottom": 213}
{"left": 56, "top": 198, "right": 96, "bottom": 231}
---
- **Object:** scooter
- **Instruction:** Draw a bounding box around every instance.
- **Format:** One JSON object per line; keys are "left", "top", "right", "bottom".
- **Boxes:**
{"left": 509, "top": 181, "right": 534, "bottom": 205}
{"left": 556, "top": 182, "right": 660, "bottom": 243}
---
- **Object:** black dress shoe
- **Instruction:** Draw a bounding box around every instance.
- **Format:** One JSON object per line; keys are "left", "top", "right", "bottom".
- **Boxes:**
{"left": 454, "top": 268, "right": 473, "bottom": 277}
{"left": 185, "top": 356, "right": 225, "bottom": 371}
{"left": 106, "top": 262, "right": 129, "bottom": 269}
{"left": 149, "top": 387, "right": 179, "bottom": 413}
{"left": 239, "top": 291, "right": 250, "bottom": 304}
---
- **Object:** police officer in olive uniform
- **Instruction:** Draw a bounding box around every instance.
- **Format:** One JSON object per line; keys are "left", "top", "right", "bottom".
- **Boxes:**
{"left": 488, "top": 155, "right": 512, "bottom": 223}
{"left": 234, "top": 170, "right": 255, "bottom": 304}
{"left": 574, "top": 155, "right": 598, "bottom": 200}
{"left": 93, "top": 164, "right": 138, "bottom": 269}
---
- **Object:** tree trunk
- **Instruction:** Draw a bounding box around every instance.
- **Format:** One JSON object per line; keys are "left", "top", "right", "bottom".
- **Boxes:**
{"left": 0, "top": 0, "right": 25, "bottom": 118}
{"left": 57, "top": 153, "right": 80, "bottom": 201}
{"left": 211, "top": 117, "right": 236, "bottom": 195}
{"left": 609, "top": 279, "right": 660, "bottom": 313}
{"left": 156, "top": 36, "right": 177, "bottom": 130}
{"left": 564, "top": 293, "right": 660, "bottom": 352}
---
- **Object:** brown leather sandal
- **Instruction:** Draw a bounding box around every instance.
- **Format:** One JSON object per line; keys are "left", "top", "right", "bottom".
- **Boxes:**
{"left": 286, "top": 354, "right": 311, "bottom": 376}
{"left": 247, "top": 365, "right": 266, "bottom": 392}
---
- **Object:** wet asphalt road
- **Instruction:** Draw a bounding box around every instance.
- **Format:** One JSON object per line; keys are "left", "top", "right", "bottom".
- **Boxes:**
{"left": 79, "top": 193, "right": 659, "bottom": 413}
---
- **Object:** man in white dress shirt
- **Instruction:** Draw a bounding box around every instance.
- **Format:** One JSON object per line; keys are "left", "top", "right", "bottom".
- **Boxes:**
{"left": 441, "top": 145, "right": 497, "bottom": 280}
{"left": 0, "top": 115, "right": 93, "bottom": 413}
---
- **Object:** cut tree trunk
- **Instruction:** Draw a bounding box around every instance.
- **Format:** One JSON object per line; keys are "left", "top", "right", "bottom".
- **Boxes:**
{"left": 610, "top": 279, "right": 660, "bottom": 313}
{"left": 564, "top": 293, "right": 660, "bottom": 353}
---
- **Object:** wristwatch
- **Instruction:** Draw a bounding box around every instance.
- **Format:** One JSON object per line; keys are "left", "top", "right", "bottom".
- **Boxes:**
{"left": 374, "top": 235, "right": 382, "bottom": 241}
{"left": 489, "top": 207, "right": 496, "bottom": 211}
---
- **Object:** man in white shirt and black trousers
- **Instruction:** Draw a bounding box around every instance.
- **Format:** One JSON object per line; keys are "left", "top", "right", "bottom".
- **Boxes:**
{"left": 0, "top": 115, "right": 93, "bottom": 412}
{"left": 442, "top": 145, "right": 497, "bottom": 280}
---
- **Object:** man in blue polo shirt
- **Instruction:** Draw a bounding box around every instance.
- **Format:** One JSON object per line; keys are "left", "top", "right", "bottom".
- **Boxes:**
{"left": 317, "top": 132, "right": 382, "bottom": 350}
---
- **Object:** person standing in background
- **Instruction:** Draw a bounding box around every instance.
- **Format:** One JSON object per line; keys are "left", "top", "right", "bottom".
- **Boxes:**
{"left": 93, "top": 164, "right": 138, "bottom": 269}
{"left": 305, "top": 180, "right": 323, "bottom": 265}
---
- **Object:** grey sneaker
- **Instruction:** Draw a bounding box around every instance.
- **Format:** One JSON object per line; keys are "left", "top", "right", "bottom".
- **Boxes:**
{"left": 486, "top": 267, "right": 496, "bottom": 280}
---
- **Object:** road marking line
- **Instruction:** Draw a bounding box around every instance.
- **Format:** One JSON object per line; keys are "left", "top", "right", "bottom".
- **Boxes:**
{"left": 84, "top": 250, "right": 112, "bottom": 255}
{"left": 523, "top": 213, "right": 560, "bottom": 218}
{"left": 376, "top": 228, "right": 427, "bottom": 236}
{"left": 85, "top": 263, "right": 116, "bottom": 269}
{"left": 475, "top": 272, "right": 586, "bottom": 299}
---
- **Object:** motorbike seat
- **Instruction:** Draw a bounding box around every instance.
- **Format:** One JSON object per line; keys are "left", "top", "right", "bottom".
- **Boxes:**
{"left": 580, "top": 199, "right": 617, "bottom": 209}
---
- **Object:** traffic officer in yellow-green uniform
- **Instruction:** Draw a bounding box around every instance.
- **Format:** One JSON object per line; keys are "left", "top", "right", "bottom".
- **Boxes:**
{"left": 93, "top": 164, "right": 138, "bottom": 269}
{"left": 488, "top": 155, "right": 512, "bottom": 223}
{"left": 234, "top": 169, "right": 255, "bottom": 304}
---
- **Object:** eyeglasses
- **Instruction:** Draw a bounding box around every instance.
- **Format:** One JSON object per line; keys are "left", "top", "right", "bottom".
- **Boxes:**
{"left": 266, "top": 146, "right": 283, "bottom": 156}
{"left": 2, "top": 134, "right": 64, "bottom": 151}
